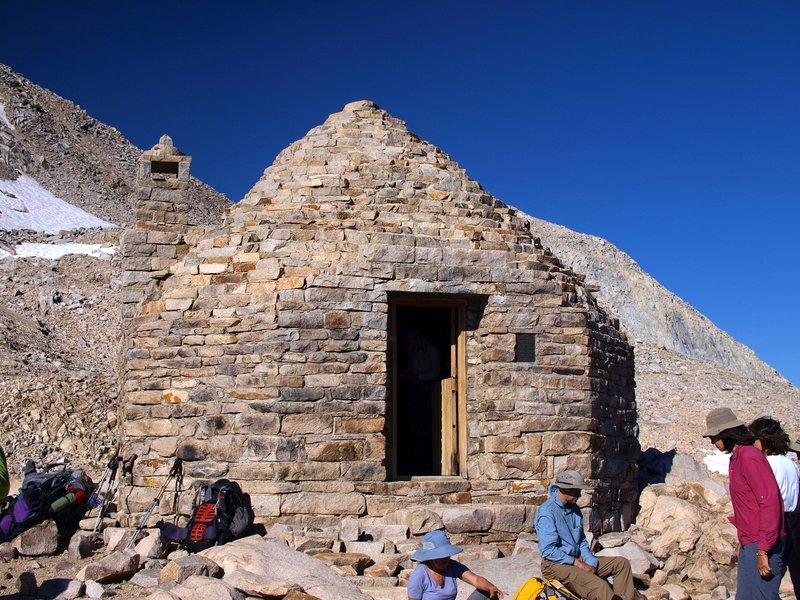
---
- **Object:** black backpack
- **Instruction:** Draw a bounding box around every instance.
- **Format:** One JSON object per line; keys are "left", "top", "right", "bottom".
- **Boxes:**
{"left": 0, "top": 462, "right": 93, "bottom": 542}
{"left": 161, "top": 479, "right": 253, "bottom": 552}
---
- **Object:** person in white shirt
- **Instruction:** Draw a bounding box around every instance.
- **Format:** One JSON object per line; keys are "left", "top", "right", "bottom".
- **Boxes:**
{"left": 749, "top": 417, "right": 800, "bottom": 598}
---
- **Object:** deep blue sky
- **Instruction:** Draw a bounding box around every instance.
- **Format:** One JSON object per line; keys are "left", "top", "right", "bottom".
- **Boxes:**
{"left": 2, "top": 2, "right": 798, "bottom": 386}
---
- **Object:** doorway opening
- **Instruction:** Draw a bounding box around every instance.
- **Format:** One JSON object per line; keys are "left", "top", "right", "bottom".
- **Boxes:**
{"left": 390, "top": 299, "right": 466, "bottom": 478}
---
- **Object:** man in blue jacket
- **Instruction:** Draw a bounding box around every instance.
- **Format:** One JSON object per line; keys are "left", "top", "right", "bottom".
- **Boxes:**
{"left": 535, "top": 470, "right": 640, "bottom": 600}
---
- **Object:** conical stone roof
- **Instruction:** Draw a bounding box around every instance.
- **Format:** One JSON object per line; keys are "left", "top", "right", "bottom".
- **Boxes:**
{"left": 228, "top": 100, "right": 552, "bottom": 261}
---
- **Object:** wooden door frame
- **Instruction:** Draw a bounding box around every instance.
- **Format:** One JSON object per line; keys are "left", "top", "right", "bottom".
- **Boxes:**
{"left": 389, "top": 297, "right": 467, "bottom": 479}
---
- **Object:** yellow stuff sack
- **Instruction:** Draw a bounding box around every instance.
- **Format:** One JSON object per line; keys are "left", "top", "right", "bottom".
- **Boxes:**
{"left": 512, "top": 577, "right": 545, "bottom": 600}
{"left": 512, "top": 577, "right": 585, "bottom": 600}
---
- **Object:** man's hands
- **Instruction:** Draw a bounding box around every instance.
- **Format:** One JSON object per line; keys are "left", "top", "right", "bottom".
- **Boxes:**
{"left": 757, "top": 553, "right": 772, "bottom": 577}
{"left": 574, "top": 559, "right": 597, "bottom": 574}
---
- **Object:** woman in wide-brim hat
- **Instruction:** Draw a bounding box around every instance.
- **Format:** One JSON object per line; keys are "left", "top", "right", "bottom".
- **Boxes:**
{"left": 704, "top": 407, "right": 785, "bottom": 599}
{"left": 407, "top": 530, "right": 504, "bottom": 599}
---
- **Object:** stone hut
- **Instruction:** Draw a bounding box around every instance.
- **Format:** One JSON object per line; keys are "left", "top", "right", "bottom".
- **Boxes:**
{"left": 121, "top": 101, "right": 639, "bottom": 537}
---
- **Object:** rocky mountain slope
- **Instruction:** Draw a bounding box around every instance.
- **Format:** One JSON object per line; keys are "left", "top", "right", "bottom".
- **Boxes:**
{"left": 524, "top": 216, "right": 781, "bottom": 382}
{"left": 0, "top": 63, "right": 230, "bottom": 227}
{"left": 635, "top": 342, "right": 799, "bottom": 462}
{"left": 0, "top": 63, "right": 798, "bottom": 482}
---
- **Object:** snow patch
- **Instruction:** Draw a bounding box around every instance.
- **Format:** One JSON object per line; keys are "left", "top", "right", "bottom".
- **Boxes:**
{"left": 0, "top": 174, "right": 116, "bottom": 234}
{"left": 0, "top": 101, "right": 14, "bottom": 130}
{"left": 0, "top": 242, "right": 117, "bottom": 261}
{"left": 0, "top": 191, "right": 26, "bottom": 212}
{"left": 703, "top": 450, "right": 731, "bottom": 475}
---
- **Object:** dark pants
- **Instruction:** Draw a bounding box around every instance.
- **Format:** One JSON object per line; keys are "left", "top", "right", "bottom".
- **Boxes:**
{"left": 737, "top": 541, "right": 784, "bottom": 600}
{"left": 542, "top": 557, "right": 635, "bottom": 600}
{"left": 785, "top": 513, "right": 800, "bottom": 599}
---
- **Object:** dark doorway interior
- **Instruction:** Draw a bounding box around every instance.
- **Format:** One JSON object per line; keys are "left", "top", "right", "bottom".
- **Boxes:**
{"left": 394, "top": 305, "right": 452, "bottom": 477}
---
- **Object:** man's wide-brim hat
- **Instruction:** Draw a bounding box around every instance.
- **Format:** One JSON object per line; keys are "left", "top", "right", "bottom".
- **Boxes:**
{"left": 704, "top": 407, "right": 745, "bottom": 438}
{"left": 552, "top": 469, "right": 593, "bottom": 491}
{"left": 410, "top": 530, "right": 463, "bottom": 561}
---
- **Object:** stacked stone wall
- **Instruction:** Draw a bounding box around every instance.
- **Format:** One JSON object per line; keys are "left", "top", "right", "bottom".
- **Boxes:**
{"left": 586, "top": 310, "right": 639, "bottom": 531}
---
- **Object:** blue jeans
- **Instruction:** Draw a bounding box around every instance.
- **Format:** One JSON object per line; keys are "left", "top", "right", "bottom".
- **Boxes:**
{"left": 737, "top": 541, "right": 784, "bottom": 599}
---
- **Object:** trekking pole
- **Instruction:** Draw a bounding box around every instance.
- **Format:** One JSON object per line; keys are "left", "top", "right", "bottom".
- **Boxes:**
{"left": 90, "top": 454, "right": 120, "bottom": 534}
{"left": 125, "top": 457, "right": 182, "bottom": 550}
{"left": 87, "top": 450, "right": 118, "bottom": 511}
{"left": 92, "top": 454, "right": 136, "bottom": 536}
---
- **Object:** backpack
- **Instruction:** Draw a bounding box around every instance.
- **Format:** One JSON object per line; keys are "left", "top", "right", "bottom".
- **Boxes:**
{"left": 513, "top": 577, "right": 586, "bottom": 600}
{"left": 0, "top": 462, "right": 93, "bottom": 542}
{"left": 161, "top": 478, "right": 253, "bottom": 552}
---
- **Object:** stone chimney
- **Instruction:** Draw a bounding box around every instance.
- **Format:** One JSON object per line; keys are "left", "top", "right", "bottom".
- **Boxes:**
{"left": 120, "top": 134, "right": 191, "bottom": 321}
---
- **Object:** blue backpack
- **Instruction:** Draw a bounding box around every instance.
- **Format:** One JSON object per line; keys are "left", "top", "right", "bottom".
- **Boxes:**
{"left": 0, "top": 462, "right": 93, "bottom": 542}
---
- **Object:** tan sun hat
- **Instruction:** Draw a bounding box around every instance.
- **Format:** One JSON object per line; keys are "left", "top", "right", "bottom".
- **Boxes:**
{"left": 704, "top": 407, "right": 745, "bottom": 438}
{"left": 553, "top": 469, "right": 593, "bottom": 491}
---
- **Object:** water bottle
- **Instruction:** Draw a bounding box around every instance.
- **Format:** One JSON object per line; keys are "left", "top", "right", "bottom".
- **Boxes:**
{"left": 50, "top": 493, "right": 77, "bottom": 514}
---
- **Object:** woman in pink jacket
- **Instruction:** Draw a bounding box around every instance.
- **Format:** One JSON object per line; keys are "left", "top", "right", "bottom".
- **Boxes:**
{"left": 704, "top": 407, "right": 785, "bottom": 599}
